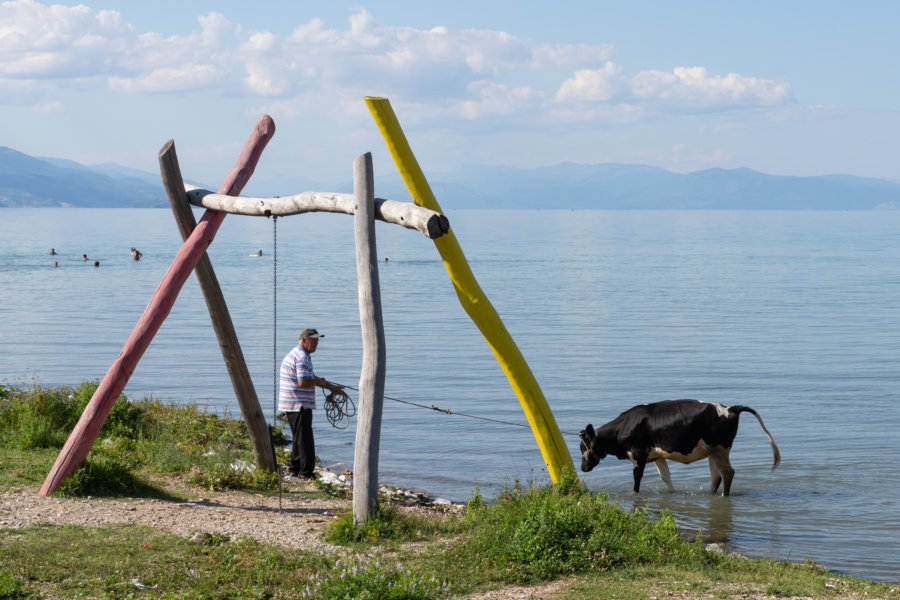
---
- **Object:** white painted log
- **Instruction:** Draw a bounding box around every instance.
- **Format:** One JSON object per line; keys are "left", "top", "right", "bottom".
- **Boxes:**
{"left": 351, "top": 152, "right": 387, "bottom": 524}
{"left": 184, "top": 185, "right": 449, "bottom": 239}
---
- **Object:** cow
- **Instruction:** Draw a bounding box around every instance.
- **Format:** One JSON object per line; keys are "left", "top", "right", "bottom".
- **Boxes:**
{"left": 579, "top": 399, "right": 780, "bottom": 496}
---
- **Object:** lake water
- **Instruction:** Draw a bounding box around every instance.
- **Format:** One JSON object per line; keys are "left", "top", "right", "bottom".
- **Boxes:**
{"left": 2, "top": 207, "right": 899, "bottom": 582}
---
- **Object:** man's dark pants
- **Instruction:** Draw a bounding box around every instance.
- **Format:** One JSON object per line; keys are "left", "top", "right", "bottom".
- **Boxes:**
{"left": 286, "top": 407, "right": 315, "bottom": 477}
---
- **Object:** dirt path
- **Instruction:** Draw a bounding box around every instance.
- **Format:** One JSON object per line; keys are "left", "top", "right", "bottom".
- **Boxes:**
{"left": 1, "top": 479, "right": 344, "bottom": 553}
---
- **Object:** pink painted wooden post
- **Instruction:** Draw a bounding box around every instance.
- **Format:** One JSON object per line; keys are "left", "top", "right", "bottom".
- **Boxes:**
{"left": 39, "top": 115, "right": 275, "bottom": 496}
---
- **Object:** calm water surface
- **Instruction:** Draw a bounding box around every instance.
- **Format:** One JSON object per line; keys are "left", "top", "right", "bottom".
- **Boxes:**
{"left": 1, "top": 208, "right": 899, "bottom": 582}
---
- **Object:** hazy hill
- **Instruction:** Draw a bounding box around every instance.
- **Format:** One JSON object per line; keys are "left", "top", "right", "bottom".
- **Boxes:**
{"left": 0, "top": 147, "right": 167, "bottom": 208}
{"left": 2, "top": 146, "right": 899, "bottom": 210}
{"left": 373, "top": 163, "right": 900, "bottom": 210}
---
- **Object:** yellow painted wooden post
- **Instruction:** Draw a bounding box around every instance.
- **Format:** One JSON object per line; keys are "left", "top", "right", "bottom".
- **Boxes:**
{"left": 365, "top": 97, "right": 574, "bottom": 482}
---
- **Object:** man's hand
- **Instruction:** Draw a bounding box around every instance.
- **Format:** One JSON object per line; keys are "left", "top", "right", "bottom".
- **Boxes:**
{"left": 317, "top": 378, "right": 342, "bottom": 393}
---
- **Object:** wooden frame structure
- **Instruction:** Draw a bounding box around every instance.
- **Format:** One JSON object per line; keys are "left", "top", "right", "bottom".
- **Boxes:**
{"left": 40, "top": 115, "right": 449, "bottom": 523}
{"left": 42, "top": 98, "right": 575, "bottom": 524}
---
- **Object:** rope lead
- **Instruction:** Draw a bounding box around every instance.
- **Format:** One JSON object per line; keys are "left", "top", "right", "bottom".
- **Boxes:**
{"left": 330, "top": 383, "right": 580, "bottom": 436}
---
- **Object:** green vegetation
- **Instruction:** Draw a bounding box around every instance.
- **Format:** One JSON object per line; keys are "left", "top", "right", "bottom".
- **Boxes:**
{"left": 0, "top": 381, "right": 283, "bottom": 496}
{"left": 326, "top": 502, "right": 461, "bottom": 548}
{"left": 2, "top": 383, "right": 898, "bottom": 599}
{"left": 444, "top": 470, "right": 704, "bottom": 584}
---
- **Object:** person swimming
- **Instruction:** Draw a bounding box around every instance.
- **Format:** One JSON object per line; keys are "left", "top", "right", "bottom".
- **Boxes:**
{"left": 82, "top": 254, "right": 88, "bottom": 261}
{"left": 131, "top": 248, "right": 142, "bottom": 261}
{"left": 93, "top": 261, "right": 100, "bottom": 267}
{"left": 50, "top": 248, "right": 57, "bottom": 255}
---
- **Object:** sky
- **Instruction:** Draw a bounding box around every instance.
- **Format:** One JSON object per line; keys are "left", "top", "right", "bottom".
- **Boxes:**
{"left": 2, "top": 0, "right": 898, "bottom": 193}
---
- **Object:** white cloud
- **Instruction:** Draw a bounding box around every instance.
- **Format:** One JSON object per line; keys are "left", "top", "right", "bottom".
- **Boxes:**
{"left": 0, "top": 1, "right": 794, "bottom": 125}
{"left": 458, "top": 81, "right": 543, "bottom": 119}
{"left": 556, "top": 62, "right": 628, "bottom": 103}
{"left": 109, "top": 64, "right": 224, "bottom": 93}
{"left": 0, "top": 0, "right": 134, "bottom": 78}
{"left": 557, "top": 63, "right": 793, "bottom": 114}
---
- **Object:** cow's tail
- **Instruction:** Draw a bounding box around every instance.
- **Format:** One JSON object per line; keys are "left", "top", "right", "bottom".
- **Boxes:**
{"left": 729, "top": 406, "right": 781, "bottom": 470}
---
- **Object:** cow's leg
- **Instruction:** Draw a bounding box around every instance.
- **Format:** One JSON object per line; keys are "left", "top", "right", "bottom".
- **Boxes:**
{"left": 654, "top": 459, "right": 675, "bottom": 492}
{"left": 708, "top": 457, "right": 722, "bottom": 494}
{"left": 708, "top": 448, "right": 735, "bottom": 496}
{"left": 631, "top": 452, "right": 647, "bottom": 493}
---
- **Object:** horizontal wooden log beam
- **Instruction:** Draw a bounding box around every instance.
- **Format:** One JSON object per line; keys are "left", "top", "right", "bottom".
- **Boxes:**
{"left": 184, "top": 185, "right": 450, "bottom": 239}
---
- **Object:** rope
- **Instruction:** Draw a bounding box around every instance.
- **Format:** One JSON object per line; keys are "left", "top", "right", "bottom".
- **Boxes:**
{"left": 332, "top": 384, "right": 580, "bottom": 436}
{"left": 322, "top": 387, "right": 356, "bottom": 429}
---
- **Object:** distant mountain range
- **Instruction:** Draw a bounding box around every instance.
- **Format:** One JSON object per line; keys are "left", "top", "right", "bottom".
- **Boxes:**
{"left": 2, "top": 145, "right": 898, "bottom": 210}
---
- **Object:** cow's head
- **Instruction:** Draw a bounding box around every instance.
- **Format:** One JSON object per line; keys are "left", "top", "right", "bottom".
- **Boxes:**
{"left": 579, "top": 423, "right": 605, "bottom": 472}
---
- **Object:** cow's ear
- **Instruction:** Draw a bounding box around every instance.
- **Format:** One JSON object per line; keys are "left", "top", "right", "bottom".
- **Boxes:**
{"left": 580, "top": 424, "right": 595, "bottom": 440}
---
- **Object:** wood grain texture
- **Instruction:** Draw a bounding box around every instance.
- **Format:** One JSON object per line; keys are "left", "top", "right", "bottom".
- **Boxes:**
{"left": 351, "top": 153, "right": 387, "bottom": 523}
{"left": 184, "top": 186, "right": 450, "bottom": 239}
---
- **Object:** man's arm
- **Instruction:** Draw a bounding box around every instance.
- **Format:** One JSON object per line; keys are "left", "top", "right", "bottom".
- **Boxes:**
{"left": 299, "top": 377, "right": 341, "bottom": 392}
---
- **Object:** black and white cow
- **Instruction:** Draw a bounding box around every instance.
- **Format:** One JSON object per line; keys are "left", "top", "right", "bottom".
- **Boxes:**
{"left": 579, "top": 399, "right": 780, "bottom": 496}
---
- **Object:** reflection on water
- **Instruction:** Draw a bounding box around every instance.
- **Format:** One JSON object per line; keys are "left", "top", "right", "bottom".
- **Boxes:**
{"left": 630, "top": 492, "right": 735, "bottom": 544}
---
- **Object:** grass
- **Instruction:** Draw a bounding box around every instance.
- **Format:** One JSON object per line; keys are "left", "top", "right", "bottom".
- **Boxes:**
{"left": 0, "top": 381, "right": 284, "bottom": 497}
{"left": 2, "top": 382, "right": 899, "bottom": 599}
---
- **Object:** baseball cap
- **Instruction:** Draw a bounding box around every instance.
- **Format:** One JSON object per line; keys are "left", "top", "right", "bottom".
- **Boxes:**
{"left": 299, "top": 328, "right": 324, "bottom": 340}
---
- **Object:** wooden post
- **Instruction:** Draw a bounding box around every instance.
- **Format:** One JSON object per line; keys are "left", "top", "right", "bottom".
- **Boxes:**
{"left": 159, "top": 140, "right": 275, "bottom": 472}
{"left": 351, "top": 152, "right": 387, "bottom": 523}
{"left": 39, "top": 116, "right": 275, "bottom": 496}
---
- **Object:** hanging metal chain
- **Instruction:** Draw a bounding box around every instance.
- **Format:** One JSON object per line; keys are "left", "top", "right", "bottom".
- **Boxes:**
{"left": 272, "top": 215, "right": 278, "bottom": 424}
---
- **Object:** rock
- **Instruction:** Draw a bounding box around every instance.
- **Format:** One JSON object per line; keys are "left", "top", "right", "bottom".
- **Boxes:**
{"left": 705, "top": 543, "right": 726, "bottom": 555}
{"left": 229, "top": 459, "right": 256, "bottom": 473}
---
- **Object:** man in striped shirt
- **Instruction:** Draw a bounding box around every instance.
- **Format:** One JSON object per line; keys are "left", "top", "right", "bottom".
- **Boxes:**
{"left": 278, "top": 328, "right": 340, "bottom": 479}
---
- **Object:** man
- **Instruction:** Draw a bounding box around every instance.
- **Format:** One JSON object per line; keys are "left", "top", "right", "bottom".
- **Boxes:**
{"left": 278, "top": 328, "right": 340, "bottom": 479}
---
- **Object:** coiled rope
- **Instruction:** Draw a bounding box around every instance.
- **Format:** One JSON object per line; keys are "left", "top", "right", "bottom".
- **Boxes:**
{"left": 322, "top": 386, "right": 356, "bottom": 429}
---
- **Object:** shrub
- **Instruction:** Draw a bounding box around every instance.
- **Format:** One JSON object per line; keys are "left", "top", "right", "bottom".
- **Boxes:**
{"left": 55, "top": 457, "right": 168, "bottom": 498}
{"left": 453, "top": 467, "right": 708, "bottom": 583}
{"left": 326, "top": 503, "right": 409, "bottom": 545}
{"left": 0, "top": 381, "right": 144, "bottom": 451}
{"left": 0, "top": 572, "right": 26, "bottom": 600}
{"left": 189, "top": 461, "right": 279, "bottom": 492}
{"left": 324, "top": 501, "right": 458, "bottom": 547}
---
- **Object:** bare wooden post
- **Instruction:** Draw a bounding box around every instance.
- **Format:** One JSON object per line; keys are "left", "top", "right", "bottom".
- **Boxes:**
{"left": 159, "top": 140, "right": 275, "bottom": 472}
{"left": 352, "top": 152, "right": 387, "bottom": 523}
{"left": 39, "top": 116, "right": 275, "bottom": 496}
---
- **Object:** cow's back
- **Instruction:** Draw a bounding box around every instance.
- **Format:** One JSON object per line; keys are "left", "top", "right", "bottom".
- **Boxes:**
{"left": 609, "top": 399, "right": 739, "bottom": 457}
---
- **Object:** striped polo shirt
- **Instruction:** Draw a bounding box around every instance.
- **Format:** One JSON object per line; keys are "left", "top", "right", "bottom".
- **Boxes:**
{"left": 278, "top": 345, "right": 316, "bottom": 412}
